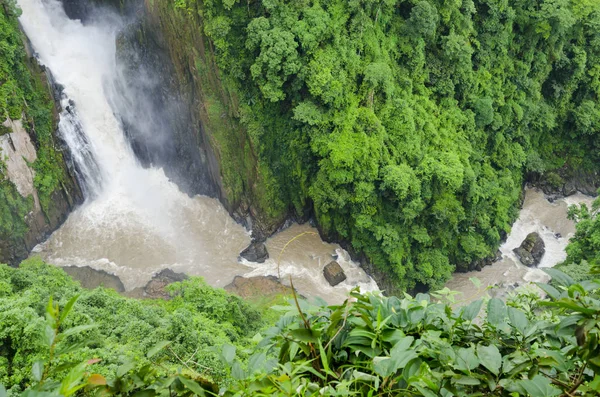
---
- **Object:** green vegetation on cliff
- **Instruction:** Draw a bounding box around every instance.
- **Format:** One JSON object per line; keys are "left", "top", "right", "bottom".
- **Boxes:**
{"left": 164, "top": 0, "right": 600, "bottom": 292}
{"left": 565, "top": 193, "right": 600, "bottom": 269}
{"left": 0, "top": 0, "right": 71, "bottom": 232}
{"left": 554, "top": 192, "right": 600, "bottom": 283}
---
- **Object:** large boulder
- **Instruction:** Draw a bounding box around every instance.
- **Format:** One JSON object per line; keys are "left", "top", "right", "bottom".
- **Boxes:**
{"left": 63, "top": 266, "right": 125, "bottom": 292}
{"left": 239, "top": 241, "right": 269, "bottom": 263}
{"left": 513, "top": 232, "right": 545, "bottom": 267}
{"left": 323, "top": 261, "right": 347, "bottom": 286}
{"left": 513, "top": 247, "right": 535, "bottom": 267}
{"left": 143, "top": 268, "right": 189, "bottom": 299}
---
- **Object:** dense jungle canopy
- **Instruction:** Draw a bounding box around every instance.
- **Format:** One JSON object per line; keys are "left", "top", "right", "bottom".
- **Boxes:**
{"left": 184, "top": 0, "right": 600, "bottom": 291}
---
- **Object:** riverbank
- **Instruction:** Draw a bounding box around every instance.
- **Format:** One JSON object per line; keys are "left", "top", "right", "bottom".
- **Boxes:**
{"left": 445, "top": 187, "right": 595, "bottom": 303}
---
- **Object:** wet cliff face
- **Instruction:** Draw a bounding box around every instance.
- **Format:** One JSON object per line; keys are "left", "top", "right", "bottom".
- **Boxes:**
{"left": 0, "top": 31, "right": 82, "bottom": 265}
{"left": 111, "top": 20, "right": 220, "bottom": 198}
{"left": 59, "top": 0, "right": 289, "bottom": 238}
{"left": 60, "top": 0, "right": 219, "bottom": 198}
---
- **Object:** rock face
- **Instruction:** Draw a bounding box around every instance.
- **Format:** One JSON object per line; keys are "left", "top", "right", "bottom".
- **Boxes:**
{"left": 63, "top": 266, "right": 126, "bottom": 292}
{"left": 513, "top": 232, "right": 545, "bottom": 267}
{"left": 529, "top": 168, "right": 600, "bottom": 198}
{"left": 240, "top": 241, "right": 269, "bottom": 263}
{"left": 513, "top": 247, "right": 535, "bottom": 266}
{"left": 323, "top": 261, "right": 347, "bottom": 286}
{"left": 0, "top": 41, "right": 82, "bottom": 266}
{"left": 62, "top": 266, "right": 125, "bottom": 292}
{"left": 457, "top": 250, "right": 503, "bottom": 272}
{"left": 225, "top": 275, "right": 293, "bottom": 299}
{"left": 61, "top": 0, "right": 292, "bottom": 244}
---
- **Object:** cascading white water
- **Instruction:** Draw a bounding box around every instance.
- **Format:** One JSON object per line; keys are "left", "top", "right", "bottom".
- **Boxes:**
{"left": 22, "top": 0, "right": 586, "bottom": 306}
{"left": 445, "top": 188, "right": 595, "bottom": 302}
{"left": 18, "top": 0, "right": 379, "bottom": 304}
{"left": 58, "top": 103, "right": 103, "bottom": 197}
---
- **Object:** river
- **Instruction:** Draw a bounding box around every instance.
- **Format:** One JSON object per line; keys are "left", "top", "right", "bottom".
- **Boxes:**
{"left": 445, "top": 188, "right": 594, "bottom": 303}
{"left": 18, "top": 0, "right": 593, "bottom": 306}
{"left": 19, "top": 0, "right": 378, "bottom": 304}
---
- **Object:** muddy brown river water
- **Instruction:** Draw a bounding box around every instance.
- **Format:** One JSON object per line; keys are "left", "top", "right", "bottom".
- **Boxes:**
{"left": 20, "top": 0, "right": 594, "bottom": 306}
{"left": 445, "top": 188, "right": 594, "bottom": 303}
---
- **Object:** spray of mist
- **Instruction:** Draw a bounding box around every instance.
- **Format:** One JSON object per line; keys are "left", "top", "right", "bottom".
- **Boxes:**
{"left": 18, "top": 0, "right": 379, "bottom": 304}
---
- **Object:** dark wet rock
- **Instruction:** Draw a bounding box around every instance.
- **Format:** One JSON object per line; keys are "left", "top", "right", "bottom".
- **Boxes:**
{"left": 240, "top": 241, "right": 269, "bottom": 263}
{"left": 528, "top": 168, "right": 599, "bottom": 198}
{"left": 63, "top": 266, "right": 126, "bottom": 292}
{"left": 513, "top": 248, "right": 535, "bottom": 266}
{"left": 489, "top": 281, "right": 522, "bottom": 299}
{"left": 456, "top": 250, "right": 503, "bottom": 273}
{"left": 495, "top": 250, "right": 503, "bottom": 261}
{"left": 142, "top": 269, "right": 188, "bottom": 299}
{"left": 225, "top": 275, "right": 294, "bottom": 299}
{"left": 513, "top": 232, "right": 545, "bottom": 267}
{"left": 323, "top": 261, "right": 347, "bottom": 286}
{"left": 523, "top": 232, "right": 545, "bottom": 263}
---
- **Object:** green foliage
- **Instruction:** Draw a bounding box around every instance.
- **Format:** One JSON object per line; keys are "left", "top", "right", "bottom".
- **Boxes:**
{"left": 0, "top": 179, "right": 32, "bottom": 241}
{"left": 0, "top": 259, "right": 264, "bottom": 394}
{"left": 0, "top": 0, "right": 67, "bottom": 220}
{"left": 219, "top": 269, "right": 600, "bottom": 396}
{"left": 565, "top": 194, "right": 600, "bottom": 270}
{"left": 3, "top": 261, "right": 600, "bottom": 396}
{"left": 179, "top": 0, "right": 600, "bottom": 292}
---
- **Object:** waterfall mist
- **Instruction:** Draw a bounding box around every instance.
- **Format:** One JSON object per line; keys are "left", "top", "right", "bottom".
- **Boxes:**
{"left": 19, "top": 0, "right": 252, "bottom": 288}
{"left": 18, "top": 0, "right": 379, "bottom": 303}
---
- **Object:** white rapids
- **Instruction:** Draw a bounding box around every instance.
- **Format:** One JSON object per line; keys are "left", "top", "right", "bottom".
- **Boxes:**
{"left": 18, "top": 0, "right": 379, "bottom": 304}
{"left": 445, "top": 188, "right": 594, "bottom": 303}
{"left": 17, "top": 0, "right": 592, "bottom": 306}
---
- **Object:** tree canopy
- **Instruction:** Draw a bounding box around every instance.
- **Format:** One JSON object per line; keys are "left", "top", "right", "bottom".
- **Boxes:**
{"left": 173, "top": 0, "right": 600, "bottom": 291}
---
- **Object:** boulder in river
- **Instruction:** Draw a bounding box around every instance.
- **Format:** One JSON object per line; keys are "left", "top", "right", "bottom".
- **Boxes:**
{"left": 143, "top": 268, "right": 189, "bottom": 299}
{"left": 239, "top": 241, "right": 269, "bottom": 263}
{"left": 323, "top": 261, "right": 347, "bottom": 286}
{"left": 513, "top": 232, "right": 545, "bottom": 267}
{"left": 63, "top": 266, "right": 126, "bottom": 292}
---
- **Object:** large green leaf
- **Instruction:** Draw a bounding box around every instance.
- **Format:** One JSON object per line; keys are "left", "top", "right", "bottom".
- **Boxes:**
{"left": 59, "top": 324, "right": 97, "bottom": 339}
{"left": 178, "top": 376, "right": 206, "bottom": 396}
{"left": 487, "top": 299, "right": 506, "bottom": 327}
{"left": 147, "top": 341, "right": 171, "bottom": 359}
{"left": 543, "top": 268, "right": 575, "bottom": 287}
{"left": 518, "top": 375, "right": 561, "bottom": 397}
{"left": 476, "top": 344, "right": 501, "bottom": 375}
{"left": 231, "top": 362, "right": 246, "bottom": 380}
{"left": 32, "top": 360, "right": 44, "bottom": 382}
{"left": 222, "top": 344, "right": 236, "bottom": 365}
{"left": 455, "top": 347, "right": 479, "bottom": 372}
{"left": 507, "top": 307, "right": 529, "bottom": 335}
{"left": 290, "top": 328, "right": 320, "bottom": 343}
{"left": 535, "top": 282, "right": 561, "bottom": 300}
{"left": 373, "top": 336, "right": 417, "bottom": 377}
{"left": 461, "top": 299, "right": 483, "bottom": 321}
{"left": 59, "top": 295, "right": 80, "bottom": 323}
{"left": 452, "top": 375, "right": 481, "bottom": 385}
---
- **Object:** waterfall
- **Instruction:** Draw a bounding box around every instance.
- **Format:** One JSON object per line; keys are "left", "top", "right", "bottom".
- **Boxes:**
{"left": 18, "top": 0, "right": 134, "bottom": 190}
{"left": 18, "top": 0, "right": 253, "bottom": 288}
{"left": 17, "top": 0, "right": 379, "bottom": 304}
{"left": 58, "top": 102, "right": 103, "bottom": 197}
